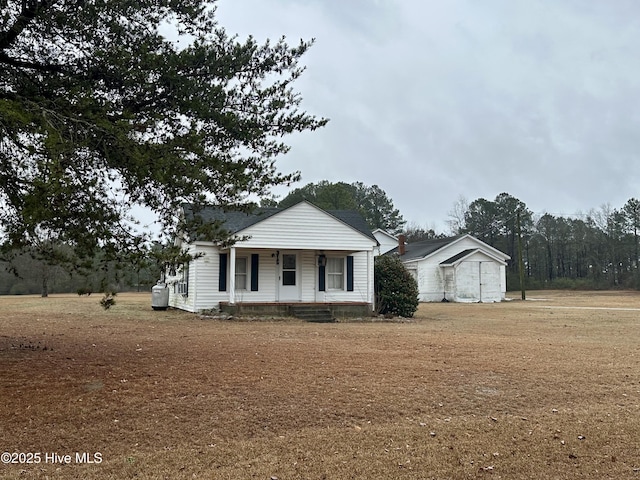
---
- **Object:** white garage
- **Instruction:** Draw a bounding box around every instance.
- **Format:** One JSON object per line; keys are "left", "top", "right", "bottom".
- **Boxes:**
{"left": 389, "top": 234, "right": 511, "bottom": 303}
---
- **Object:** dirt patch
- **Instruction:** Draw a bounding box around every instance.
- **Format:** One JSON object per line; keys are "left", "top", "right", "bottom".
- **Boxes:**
{"left": 1, "top": 291, "right": 640, "bottom": 479}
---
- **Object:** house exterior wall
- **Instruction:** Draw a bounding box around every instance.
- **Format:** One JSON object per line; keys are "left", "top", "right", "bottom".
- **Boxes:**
{"left": 168, "top": 245, "right": 373, "bottom": 312}
{"left": 314, "top": 250, "right": 371, "bottom": 303}
{"left": 167, "top": 244, "right": 199, "bottom": 312}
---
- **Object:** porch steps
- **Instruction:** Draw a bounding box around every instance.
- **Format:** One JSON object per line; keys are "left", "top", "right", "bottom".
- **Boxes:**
{"left": 290, "top": 306, "right": 336, "bottom": 323}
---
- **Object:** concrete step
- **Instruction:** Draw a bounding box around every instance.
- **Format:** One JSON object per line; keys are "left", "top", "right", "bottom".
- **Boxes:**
{"left": 290, "top": 306, "right": 335, "bottom": 323}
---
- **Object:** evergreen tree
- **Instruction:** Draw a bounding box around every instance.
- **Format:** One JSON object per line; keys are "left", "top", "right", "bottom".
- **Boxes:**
{"left": 0, "top": 0, "right": 327, "bottom": 260}
{"left": 278, "top": 181, "right": 405, "bottom": 233}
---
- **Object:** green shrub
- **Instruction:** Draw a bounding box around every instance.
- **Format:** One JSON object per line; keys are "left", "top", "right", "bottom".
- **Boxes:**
{"left": 100, "top": 291, "right": 117, "bottom": 310}
{"left": 374, "top": 255, "right": 419, "bottom": 317}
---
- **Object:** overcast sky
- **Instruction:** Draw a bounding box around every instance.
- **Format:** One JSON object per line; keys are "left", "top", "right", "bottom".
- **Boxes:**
{"left": 214, "top": 0, "right": 640, "bottom": 232}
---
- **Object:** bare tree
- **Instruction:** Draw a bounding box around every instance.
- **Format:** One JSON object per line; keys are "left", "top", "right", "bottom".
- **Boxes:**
{"left": 446, "top": 195, "right": 469, "bottom": 235}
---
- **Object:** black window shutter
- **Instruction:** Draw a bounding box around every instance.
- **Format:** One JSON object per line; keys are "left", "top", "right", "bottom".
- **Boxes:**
{"left": 346, "top": 256, "right": 354, "bottom": 291}
{"left": 251, "top": 254, "right": 259, "bottom": 291}
{"left": 218, "top": 253, "right": 227, "bottom": 292}
{"left": 318, "top": 264, "right": 326, "bottom": 291}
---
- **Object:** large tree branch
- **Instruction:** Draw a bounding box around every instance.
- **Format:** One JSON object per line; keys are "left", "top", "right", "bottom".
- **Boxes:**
{"left": 0, "top": 0, "right": 58, "bottom": 50}
{"left": 0, "top": 51, "right": 65, "bottom": 72}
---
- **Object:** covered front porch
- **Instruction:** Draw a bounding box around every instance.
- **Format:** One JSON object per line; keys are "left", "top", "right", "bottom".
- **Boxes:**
{"left": 221, "top": 246, "right": 374, "bottom": 307}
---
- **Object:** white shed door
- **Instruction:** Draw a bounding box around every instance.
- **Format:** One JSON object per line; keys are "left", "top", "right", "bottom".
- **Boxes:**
{"left": 480, "top": 261, "right": 501, "bottom": 302}
{"left": 455, "top": 261, "right": 501, "bottom": 302}
{"left": 456, "top": 261, "right": 480, "bottom": 302}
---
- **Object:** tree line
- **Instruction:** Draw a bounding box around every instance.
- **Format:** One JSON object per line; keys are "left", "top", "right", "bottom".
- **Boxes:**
{"left": 0, "top": 244, "right": 162, "bottom": 296}
{"left": 1, "top": 180, "right": 403, "bottom": 296}
{"left": 4, "top": 182, "right": 640, "bottom": 295}
{"left": 450, "top": 193, "right": 640, "bottom": 290}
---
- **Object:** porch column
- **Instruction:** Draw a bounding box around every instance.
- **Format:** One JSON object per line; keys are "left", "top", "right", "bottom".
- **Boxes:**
{"left": 368, "top": 248, "right": 374, "bottom": 309}
{"left": 229, "top": 247, "right": 236, "bottom": 304}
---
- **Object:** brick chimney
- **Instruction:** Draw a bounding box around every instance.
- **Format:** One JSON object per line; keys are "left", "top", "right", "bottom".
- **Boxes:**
{"left": 398, "top": 234, "right": 406, "bottom": 256}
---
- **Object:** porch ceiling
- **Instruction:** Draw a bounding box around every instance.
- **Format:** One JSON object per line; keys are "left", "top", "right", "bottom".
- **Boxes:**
{"left": 222, "top": 246, "right": 364, "bottom": 253}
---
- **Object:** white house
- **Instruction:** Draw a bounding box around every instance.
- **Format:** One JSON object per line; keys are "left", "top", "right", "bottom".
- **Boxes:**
{"left": 166, "top": 201, "right": 379, "bottom": 317}
{"left": 389, "top": 234, "right": 511, "bottom": 303}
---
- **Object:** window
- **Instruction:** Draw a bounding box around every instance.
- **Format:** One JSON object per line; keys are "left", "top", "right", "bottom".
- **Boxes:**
{"left": 327, "top": 257, "right": 344, "bottom": 290}
{"left": 235, "top": 257, "right": 247, "bottom": 290}
{"left": 176, "top": 263, "right": 188, "bottom": 295}
{"left": 282, "top": 254, "right": 296, "bottom": 286}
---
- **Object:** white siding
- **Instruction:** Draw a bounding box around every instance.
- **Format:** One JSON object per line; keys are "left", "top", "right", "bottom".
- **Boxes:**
{"left": 300, "top": 251, "right": 316, "bottom": 302}
{"left": 193, "top": 245, "right": 228, "bottom": 311}
{"left": 169, "top": 246, "right": 373, "bottom": 311}
{"left": 320, "top": 250, "right": 370, "bottom": 303}
{"left": 168, "top": 244, "right": 198, "bottom": 312}
{"left": 373, "top": 229, "right": 397, "bottom": 255}
{"left": 416, "top": 257, "right": 447, "bottom": 303}
{"left": 236, "top": 202, "right": 376, "bottom": 251}
{"left": 232, "top": 250, "right": 277, "bottom": 304}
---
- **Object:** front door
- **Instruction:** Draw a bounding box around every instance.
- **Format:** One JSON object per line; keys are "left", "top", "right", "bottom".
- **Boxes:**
{"left": 279, "top": 252, "right": 300, "bottom": 301}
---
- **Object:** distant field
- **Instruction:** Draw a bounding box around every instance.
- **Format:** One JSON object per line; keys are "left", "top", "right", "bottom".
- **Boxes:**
{"left": 1, "top": 291, "right": 640, "bottom": 479}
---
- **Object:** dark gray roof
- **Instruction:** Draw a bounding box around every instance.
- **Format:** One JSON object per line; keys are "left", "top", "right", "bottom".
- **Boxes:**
{"left": 183, "top": 204, "right": 281, "bottom": 234}
{"left": 182, "top": 201, "right": 377, "bottom": 242}
{"left": 387, "top": 235, "right": 462, "bottom": 261}
{"left": 440, "top": 249, "right": 477, "bottom": 265}
{"left": 328, "top": 209, "right": 378, "bottom": 242}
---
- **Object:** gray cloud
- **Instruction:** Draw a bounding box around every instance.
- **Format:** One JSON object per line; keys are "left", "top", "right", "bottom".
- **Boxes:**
{"left": 216, "top": 0, "right": 640, "bottom": 230}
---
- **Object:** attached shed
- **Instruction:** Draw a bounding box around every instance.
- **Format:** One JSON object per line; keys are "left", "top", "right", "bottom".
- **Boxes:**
{"left": 388, "top": 234, "right": 511, "bottom": 303}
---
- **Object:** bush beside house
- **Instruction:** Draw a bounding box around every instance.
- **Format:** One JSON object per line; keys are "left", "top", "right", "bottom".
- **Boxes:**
{"left": 374, "top": 255, "right": 419, "bottom": 317}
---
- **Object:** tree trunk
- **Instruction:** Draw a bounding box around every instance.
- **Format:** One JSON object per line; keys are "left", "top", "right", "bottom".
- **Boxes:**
{"left": 41, "top": 265, "right": 49, "bottom": 298}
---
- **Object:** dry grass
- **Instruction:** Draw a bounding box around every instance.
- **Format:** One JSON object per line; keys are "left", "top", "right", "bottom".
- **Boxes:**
{"left": 1, "top": 291, "right": 640, "bottom": 479}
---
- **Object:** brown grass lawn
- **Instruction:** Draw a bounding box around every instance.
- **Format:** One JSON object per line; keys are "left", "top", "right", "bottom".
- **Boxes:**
{"left": 1, "top": 291, "right": 640, "bottom": 479}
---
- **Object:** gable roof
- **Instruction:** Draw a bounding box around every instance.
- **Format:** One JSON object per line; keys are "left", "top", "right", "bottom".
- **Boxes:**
{"left": 372, "top": 228, "right": 398, "bottom": 241}
{"left": 387, "top": 234, "right": 510, "bottom": 262}
{"left": 387, "top": 235, "right": 463, "bottom": 260}
{"left": 440, "top": 248, "right": 508, "bottom": 266}
{"left": 440, "top": 249, "right": 477, "bottom": 265}
{"left": 182, "top": 201, "right": 377, "bottom": 242}
{"left": 183, "top": 203, "right": 280, "bottom": 234}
